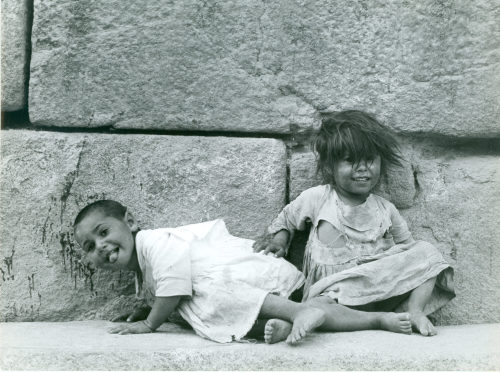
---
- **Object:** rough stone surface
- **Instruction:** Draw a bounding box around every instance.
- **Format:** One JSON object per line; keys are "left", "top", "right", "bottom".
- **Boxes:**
{"left": 1, "top": 321, "right": 499, "bottom": 370}
{"left": 29, "top": 1, "right": 499, "bottom": 137}
{"left": 288, "top": 139, "right": 500, "bottom": 325}
{"left": 0, "top": 130, "right": 286, "bottom": 321}
{"left": 1, "top": 0, "right": 30, "bottom": 111}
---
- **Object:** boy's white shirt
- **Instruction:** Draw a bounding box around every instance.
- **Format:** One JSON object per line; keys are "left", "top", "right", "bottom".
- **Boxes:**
{"left": 159, "top": 219, "right": 222, "bottom": 242}
{"left": 134, "top": 219, "right": 225, "bottom": 300}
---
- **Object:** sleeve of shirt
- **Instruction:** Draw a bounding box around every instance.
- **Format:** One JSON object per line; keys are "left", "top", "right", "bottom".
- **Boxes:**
{"left": 142, "top": 231, "right": 193, "bottom": 298}
{"left": 267, "top": 185, "right": 326, "bottom": 235}
{"left": 388, "top": 202, "right": 412, "bottom": 244}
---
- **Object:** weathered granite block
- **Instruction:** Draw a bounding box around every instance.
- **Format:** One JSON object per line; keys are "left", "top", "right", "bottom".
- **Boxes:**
{"left": 0, "top": 130, "right": 286, "bottom": 321}
{"left": 28, "top": 0, "right": 318, "bottom": 133}
{"left": 288, "top": 139, "right": 500, "bottom": 324}
{"left": 1, "top": 0, "right": 30, "bottom": 111}
{"left": 29, "top": 0, "right": 499, "bottom": 137}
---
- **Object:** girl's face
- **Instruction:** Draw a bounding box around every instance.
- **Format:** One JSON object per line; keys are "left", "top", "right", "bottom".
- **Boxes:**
{"left": 74, "top": 210, "right": 139, "bottom": 271}
{"left": 333, "top": 155, "right": 381, "bottom": 205}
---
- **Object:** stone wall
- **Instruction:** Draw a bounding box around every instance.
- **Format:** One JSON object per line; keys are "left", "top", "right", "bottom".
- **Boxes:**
{"left": 1, "top": 0, "right": 499, "bottom": 324}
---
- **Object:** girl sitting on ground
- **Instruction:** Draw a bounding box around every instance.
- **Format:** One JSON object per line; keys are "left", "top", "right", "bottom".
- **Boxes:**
{"left": 254, "top": 110, "right": 455, "bottom": 342}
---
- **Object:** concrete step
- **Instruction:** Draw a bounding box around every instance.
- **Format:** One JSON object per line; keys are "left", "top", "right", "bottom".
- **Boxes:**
{"left": 1, "top": 321, "right": 499, "bottom": 370}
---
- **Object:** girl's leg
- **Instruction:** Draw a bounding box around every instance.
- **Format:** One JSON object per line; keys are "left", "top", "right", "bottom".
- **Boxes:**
{"left": 307, "top": 296, "right": 412, "bottom": 334}
{"left": 406, "top": 277, "right": 437, "bottom": 336}
{"left": 259, "top": 294, "right": 325, "bottom": 344}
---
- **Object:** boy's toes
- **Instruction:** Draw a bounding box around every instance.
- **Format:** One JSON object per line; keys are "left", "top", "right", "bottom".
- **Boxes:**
{"left": 423, "top": 322, "right": 437, "bottom": 336}
{"left": 298, "top": 326, "right": 307, "bottom": 339}
{"left": 286, "top": 335, "right": 298, "bottom": 345}
{"left": 286, "top": 325, "right": 308, "bottom": 345}
{"left": 400, "top": 313, "right": 410, "bottom": 321}
{"left": 411, "top": 313, "right": 436, "bottom": 337}
{"left": 286, "top": 329, "right": 301, "bottom": 345}
{"left": 399, "top": 322, "right": 411, "bottom": 335}
{"left": 264, "top": 319, "right": 292, "bottom": 344}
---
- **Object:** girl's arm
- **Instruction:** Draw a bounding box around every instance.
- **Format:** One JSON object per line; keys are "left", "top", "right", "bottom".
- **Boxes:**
{"left": 254, "top": 186, "right": 326, "bottom": 257}
{"left": 253, "top": 229, "right": 290, "bottom": 257}
{"left": 108, "top": 296, "right": 181, "bottom": 335}
{"left": 388, "top": 202, "right": 415, "bottom": 244}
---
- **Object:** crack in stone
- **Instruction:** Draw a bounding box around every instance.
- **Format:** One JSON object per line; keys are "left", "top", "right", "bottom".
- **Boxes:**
{"left": 450, "top": 239, "right": 457, "bottom": 261}
{"left": 59, "top": 140, "right": 86, "bottom": 224}
{"left": 278, "top": 84, "right": 319, "bottom": 111}
{"left": 421, "top": 224, "right": 442, "bottom": 243}
{"left": 255, "top": 3, "right": 267, "bottom": 74}
{"left": 412, "top": 165, "right": 422, "bottom": 202}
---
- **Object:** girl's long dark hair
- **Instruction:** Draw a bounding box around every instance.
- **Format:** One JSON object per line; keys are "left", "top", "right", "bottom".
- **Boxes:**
{"left": 313, "top": 110, "right": 404, "bottom": 185}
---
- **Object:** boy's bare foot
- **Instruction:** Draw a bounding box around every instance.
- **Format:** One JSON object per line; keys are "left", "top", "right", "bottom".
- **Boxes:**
{"left": 264, "top": 319, "right": 292, "bottom": 344}
{"left": 379, "top": 312, "right": 412, "bottom": 334}
{"left": 286, "top": 307, "right": 325, "bottom": 345}
{"left": 410, "top": 312, "right": 437, "bottom": 336}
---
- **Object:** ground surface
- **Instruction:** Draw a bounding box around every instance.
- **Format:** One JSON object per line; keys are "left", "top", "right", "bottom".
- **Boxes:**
{"left": 1, "top": 321, "right": 499, "bottom": 370}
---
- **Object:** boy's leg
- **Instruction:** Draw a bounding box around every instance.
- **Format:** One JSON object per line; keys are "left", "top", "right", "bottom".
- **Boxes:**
{"left": 259, "top": 294, "right": 325, "bottom": 344}
{"left": 406, "top": 277, "right": 437, "bottom": 336}
{"left": 307, "top": 296, "right": 412, "bottom": 334}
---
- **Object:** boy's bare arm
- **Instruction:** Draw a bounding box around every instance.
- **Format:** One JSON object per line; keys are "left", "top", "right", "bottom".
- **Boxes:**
{"left": 111, "top": 305, "right": 151, "bottom": 322}
{"left": 144, "top": 296, "right": 181, "bottom": 330}
{"left": 108, "top": 296, "right": 181, "bottom": 335}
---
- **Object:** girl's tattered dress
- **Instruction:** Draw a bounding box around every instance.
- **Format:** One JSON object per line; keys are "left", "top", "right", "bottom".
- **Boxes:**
{"left": 134, "top": 219, "right": 304, "bottom": 343}
{"left": 269, "top": 185, "right": 455, "bottom": 314}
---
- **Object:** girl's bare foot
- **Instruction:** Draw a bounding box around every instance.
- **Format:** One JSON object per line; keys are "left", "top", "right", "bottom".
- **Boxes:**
{"left": 410, "top": 312, "right": 436, "bottom": 336}
{"left": 379, "top": 312, "right": 412, "bottom": 334}
{"left": 264, "top": 319, "right": 292, "bottom": 344}
{"left": 286, "top": 307, "right": 325, "bottom": 345}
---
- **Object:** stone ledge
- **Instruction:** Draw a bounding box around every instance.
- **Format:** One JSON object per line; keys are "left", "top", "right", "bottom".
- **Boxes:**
{"left": 1, "top": 321, "right": 498, "bottom": 370}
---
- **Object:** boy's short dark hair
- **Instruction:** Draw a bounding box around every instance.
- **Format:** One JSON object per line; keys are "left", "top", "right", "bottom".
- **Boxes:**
{"left": 313, "top": 110, "right": 404, "bottom": 185}
{"left": 73, "top": 200, "right": 127, "bottom": 227}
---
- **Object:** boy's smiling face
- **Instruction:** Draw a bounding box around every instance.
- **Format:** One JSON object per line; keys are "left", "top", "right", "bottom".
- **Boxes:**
{"left": 74, "top": 210, "right": 139, "bottom": 271}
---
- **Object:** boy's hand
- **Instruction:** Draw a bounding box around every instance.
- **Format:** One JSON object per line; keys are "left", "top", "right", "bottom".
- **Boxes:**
{"left": 108, "top": 321, "right": 153, "bottom": 335}
{"left": 253, "top": 239, "right": 287, "bottom": 258}
{"left": 111, "top": 306, "right": 151, "bottom": 322}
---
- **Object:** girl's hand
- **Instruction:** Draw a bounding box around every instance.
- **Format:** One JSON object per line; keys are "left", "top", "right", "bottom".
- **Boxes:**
{"left": 108, "top": 321, "right": 153, "bottom": 335}
{"left": 253, "top": 239, "right": 287, "bottom": 258}
{"left": 254, "top": 230, "right": 289, "bottom": 258}
{"left": 111, "top": 306, "right": 151, "bottom": 322}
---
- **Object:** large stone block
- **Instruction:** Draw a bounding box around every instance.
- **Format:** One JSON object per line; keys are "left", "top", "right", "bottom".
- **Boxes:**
{"left": 288, "top": 139, "right": 500, "bottom": 325}
{"left": 29, "top": 1, "right": 499, "bottom": 137}
{"left": 1, "top": 0, "right": 30, "bottom": 111}
{"left": 0, "top": 130, "right": 286, "bottom": 321}
{"left": 28, "top": 0, "right": 318, "bottom": 133}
